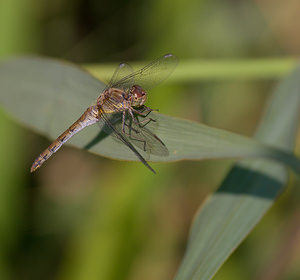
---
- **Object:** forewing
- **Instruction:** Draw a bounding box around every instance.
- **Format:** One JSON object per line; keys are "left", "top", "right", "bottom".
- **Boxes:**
{"left": 111, "top": 53, "right": 178, "bottom": 91}
{"left": 108, "top": 62, "right": 134, "bottom": 89}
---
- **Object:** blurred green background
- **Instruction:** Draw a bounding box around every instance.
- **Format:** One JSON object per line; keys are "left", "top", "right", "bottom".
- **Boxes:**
{"left": 0, "top": 0, "right": 300, "bottom": 279}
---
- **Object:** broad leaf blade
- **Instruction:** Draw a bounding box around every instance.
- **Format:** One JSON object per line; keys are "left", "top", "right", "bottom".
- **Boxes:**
{"left": 174, "top": 67, "right": 300, "bottom": 279}
{"left": 0, "top": 56, "right": 299, "bottom": 173}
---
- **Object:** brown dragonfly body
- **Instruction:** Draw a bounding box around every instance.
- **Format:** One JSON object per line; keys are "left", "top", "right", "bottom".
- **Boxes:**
{"left": 30, "top": 54, "right": 177, "bottom": 173}
{"left": 30, "top": 86, "right": 148, "bottom": 172}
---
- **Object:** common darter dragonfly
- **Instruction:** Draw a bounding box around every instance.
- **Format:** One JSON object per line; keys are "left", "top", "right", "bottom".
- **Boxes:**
{"left": 30, "top": 54, "right": 178, "bottom": 174}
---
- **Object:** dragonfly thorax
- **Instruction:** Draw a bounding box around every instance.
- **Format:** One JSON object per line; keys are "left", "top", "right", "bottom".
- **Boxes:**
{"left": 129, "top": 85, "right": 147, "bottom": 107}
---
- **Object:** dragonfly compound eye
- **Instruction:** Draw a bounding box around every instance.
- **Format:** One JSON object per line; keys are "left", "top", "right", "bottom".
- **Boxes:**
{"left": 131, "top": 85, "right": 147, "bottom": 106}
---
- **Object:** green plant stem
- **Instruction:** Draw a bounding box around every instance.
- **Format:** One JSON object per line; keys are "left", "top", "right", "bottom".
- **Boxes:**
{"left": 84, "top": 57, "right": 298, "bottom": 84}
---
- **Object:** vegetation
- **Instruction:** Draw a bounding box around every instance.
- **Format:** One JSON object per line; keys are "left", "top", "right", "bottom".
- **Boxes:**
{"left": 0, "top": 0, "right": 300, "bottom": 279}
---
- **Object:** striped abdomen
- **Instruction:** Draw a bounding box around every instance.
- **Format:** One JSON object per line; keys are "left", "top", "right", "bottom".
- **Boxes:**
{"left": 30, "top": 105, "right": 99, "bottom": 172}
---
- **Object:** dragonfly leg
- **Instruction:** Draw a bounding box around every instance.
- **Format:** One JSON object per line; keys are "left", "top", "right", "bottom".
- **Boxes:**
{"left": 132, "top": 106, "right": 153, "bottom": 117}
{"left": 136, "top": 117, "right": 156, "bottom": 128}
{"left": 122, "top": 111, "right": 126, "bottom": 133}
{"left": 123, "top": 117, "right": 140, "bottom": 136}
{"left": 124, "top": 122, "right": 138, "bottom": 133}
{"left": 130, "top": 107, "right": 156, "bottom": 128}
{"left": 125, "top": 116, "right": 150, "bottom": 152}
{"left": 128, "top": 108, "right": 139, "bottom": 125}
{"left": 119, "top": 109, "right": 154, "bottom": 152}
{"left": 144, "top": 105, "right": 159, "bottom": 113}
{"left": 124, "top": 126, "right": 147, "bottom": 151}
{"left": 129, "top": 108, "right": 156, "bottom": 128}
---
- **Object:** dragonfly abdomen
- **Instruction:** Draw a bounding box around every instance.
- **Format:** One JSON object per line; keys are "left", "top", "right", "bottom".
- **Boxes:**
{"left": 30, "top": 105, "right": 99, "bottom": 172}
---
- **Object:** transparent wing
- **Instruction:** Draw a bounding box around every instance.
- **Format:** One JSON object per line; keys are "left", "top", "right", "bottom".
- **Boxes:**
{"left": 123, "top": 120, "right": 169, "bottom": 157}
{"left": 101, "top": 112, "right": 169, "bottom": 158}
{"left": 99, "top": 111, "right": 156, "bottom": 173}
{"left": 108, "top": 62, "right": 134, "bottom": 88}
{"left": 111, "top": 53, "right": 178, "bottom": 91}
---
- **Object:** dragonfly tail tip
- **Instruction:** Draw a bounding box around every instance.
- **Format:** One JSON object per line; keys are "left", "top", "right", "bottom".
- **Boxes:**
{"left": 30, "top": 164, "right": 39, "bottom": 173}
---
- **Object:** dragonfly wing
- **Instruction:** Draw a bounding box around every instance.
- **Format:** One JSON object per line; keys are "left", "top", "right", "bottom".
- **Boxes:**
{"left": 123, "top": 119, "right": 169, "bottom": 157}
{"left": 111, "top": 53, "right": 178, "bottom": 91}
{"left": 100, "top": 110, "right": 156, "bottom": 174}
{"left": 133, "top": 124, "right": 169, "bottom": 156}
{"left": 108, "top": 62, "right": 134, "bottom": 89}
{"left": 109, "top": 113, "right": 169, "bottom": 158}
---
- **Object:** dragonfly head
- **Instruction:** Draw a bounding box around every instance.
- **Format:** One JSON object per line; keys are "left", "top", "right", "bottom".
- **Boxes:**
{"left": 130, "top": 85, "right": 147, "bottom": 107}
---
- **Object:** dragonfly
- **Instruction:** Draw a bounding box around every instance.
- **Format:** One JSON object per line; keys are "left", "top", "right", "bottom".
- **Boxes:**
{"left": 30, "top": 53, "right": 178, "bottom": 174}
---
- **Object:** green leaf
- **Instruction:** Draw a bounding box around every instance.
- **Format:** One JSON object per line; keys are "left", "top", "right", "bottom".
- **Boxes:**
{"left": 0, "top": 56, "right": 299, "bottom": 174}
{"left": 174, "top": 66, "right": 300, "bottom": 279}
